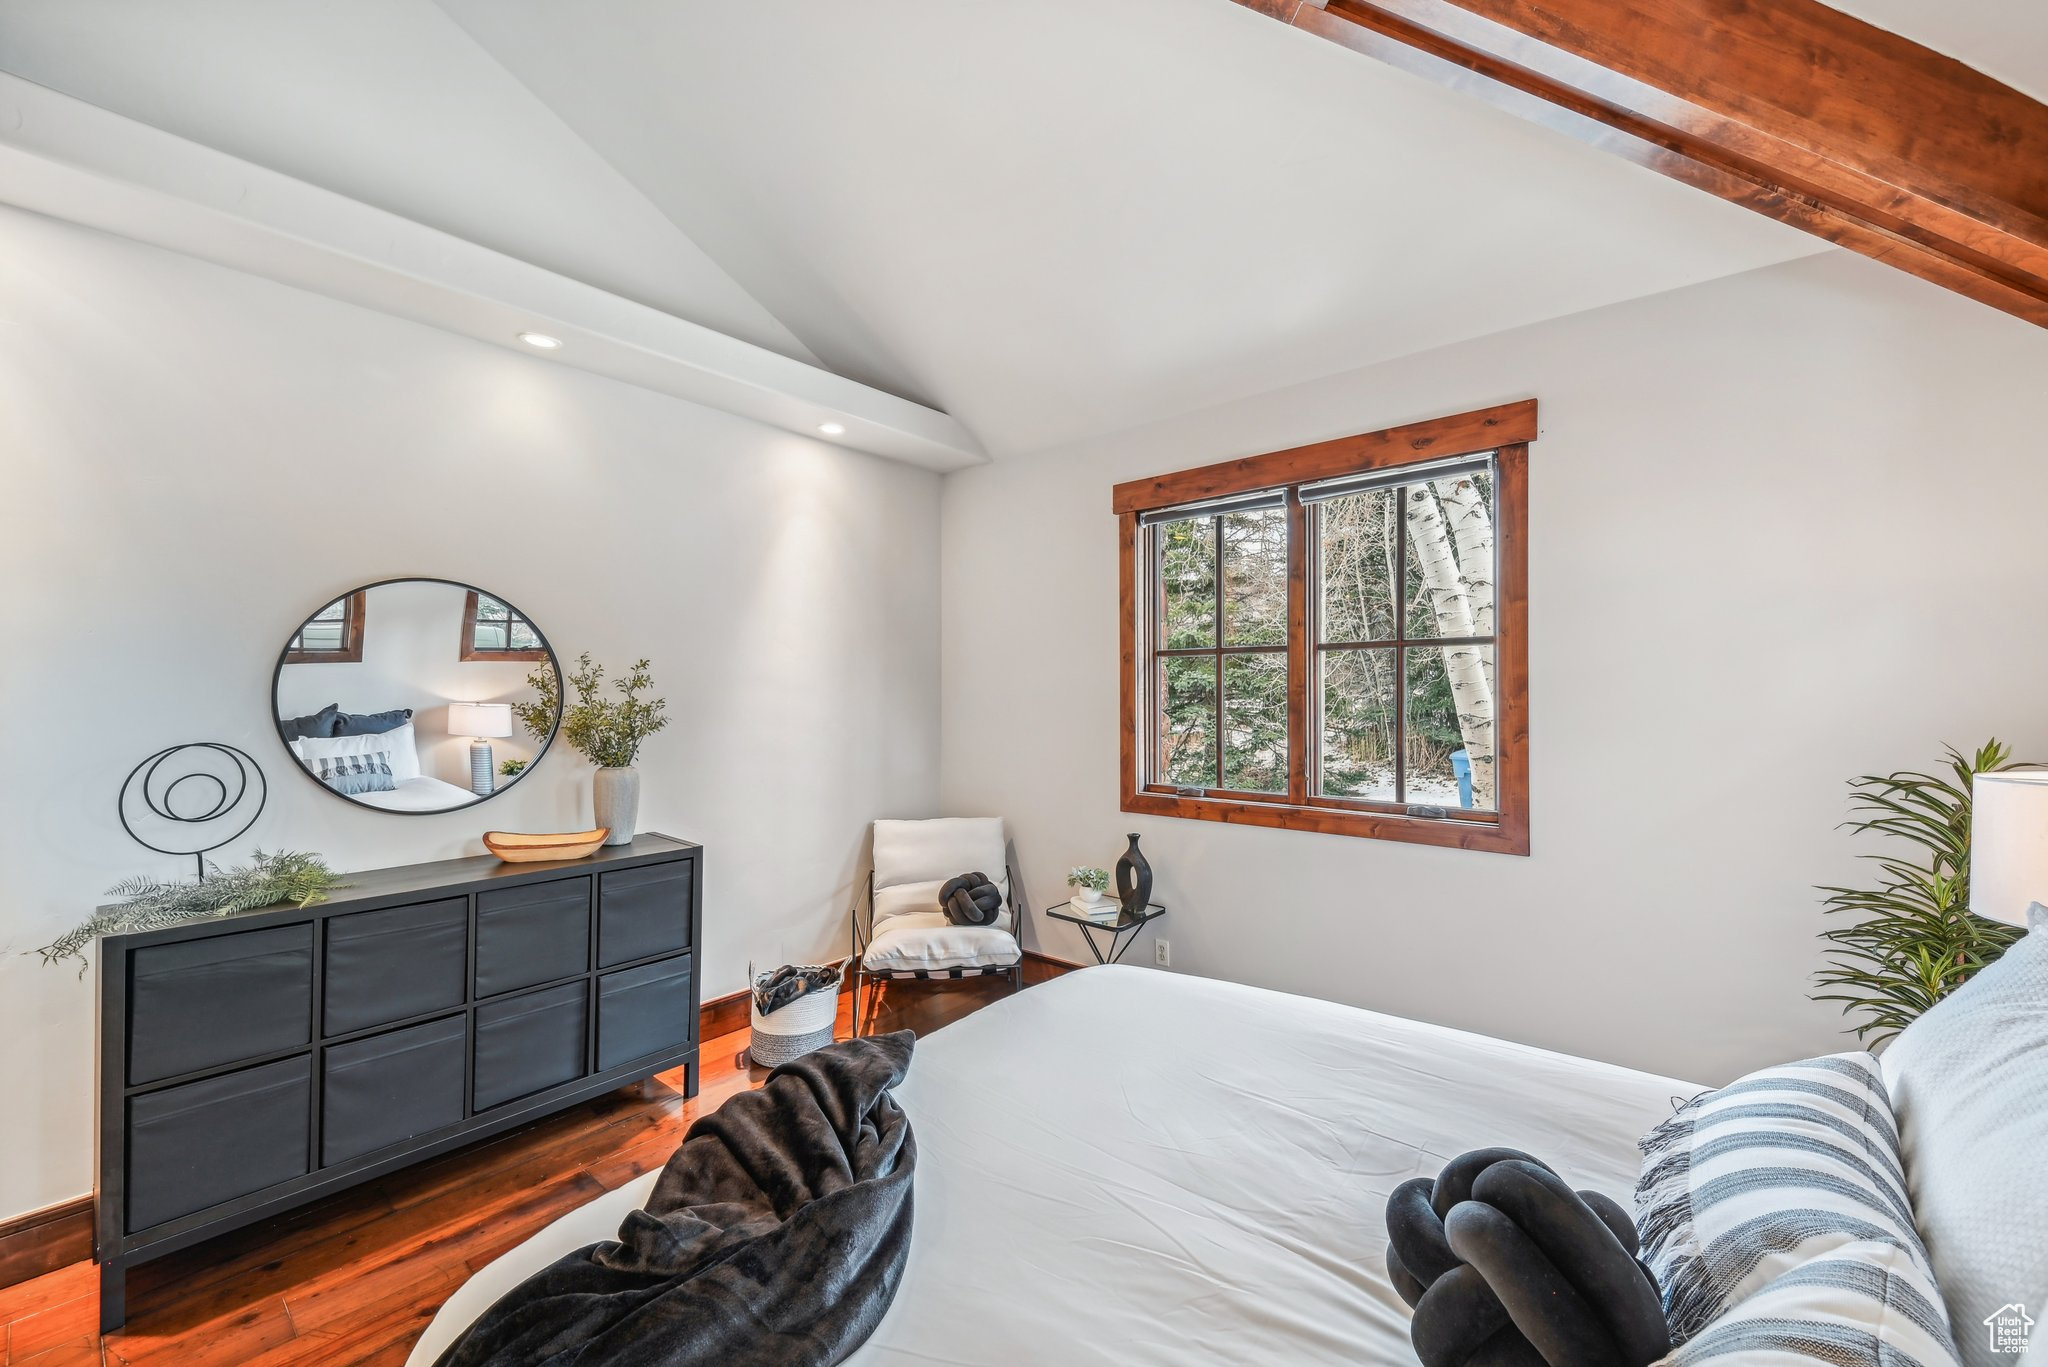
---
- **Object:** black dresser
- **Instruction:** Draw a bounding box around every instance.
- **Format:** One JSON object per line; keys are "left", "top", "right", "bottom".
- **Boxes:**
{"left": 94, "top": 833, "right": 701, "bottom": 1330}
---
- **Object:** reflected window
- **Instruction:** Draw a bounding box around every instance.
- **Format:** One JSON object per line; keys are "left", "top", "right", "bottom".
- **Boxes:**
{"left": 285, "top": 592, "right": 366, "bottom": 664}
{"left": 461, "top": 592, "right": 547, "bottom": 662}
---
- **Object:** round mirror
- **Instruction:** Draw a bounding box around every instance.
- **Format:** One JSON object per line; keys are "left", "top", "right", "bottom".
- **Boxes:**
{"left": 272, "top": 579, "right": 561, "bottom": 813}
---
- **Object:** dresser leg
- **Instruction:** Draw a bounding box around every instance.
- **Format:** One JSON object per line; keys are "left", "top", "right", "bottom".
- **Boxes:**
{"left": 683, "top": 1057, "right": 700, "bottom": 1099}
{"left": 99, "top": 1259, "right": 126, "bottom": 1334}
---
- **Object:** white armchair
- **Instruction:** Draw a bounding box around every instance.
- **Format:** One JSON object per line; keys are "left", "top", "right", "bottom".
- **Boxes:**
{"left": 851, "top": 817, "right": 1023, "bottom": 1034}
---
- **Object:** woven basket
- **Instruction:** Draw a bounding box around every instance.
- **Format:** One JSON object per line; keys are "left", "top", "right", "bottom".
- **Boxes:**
{"left": 749, "top": 978, "right": 839, "bottom": 1067}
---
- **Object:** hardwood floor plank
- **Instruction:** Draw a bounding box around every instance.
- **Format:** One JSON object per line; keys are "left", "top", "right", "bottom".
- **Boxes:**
{"left": 105, "top": 1299, "right": 297, "bottom": 1366}
{"left": 11, "top": 1334, "right": 102, "bottom": 1367}
{"left": 0, "top": 1266, "right": 95, "bottom": 1328}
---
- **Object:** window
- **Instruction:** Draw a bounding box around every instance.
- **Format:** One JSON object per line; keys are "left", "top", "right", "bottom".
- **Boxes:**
{"left": 460, "top": 592, "right": 547, "bottom": 662}
{"left": 1115, "top": 402, "right": 1531, "bottom": 854}
{"left": 284, "top": 591, "right": 366, "bottom": 664}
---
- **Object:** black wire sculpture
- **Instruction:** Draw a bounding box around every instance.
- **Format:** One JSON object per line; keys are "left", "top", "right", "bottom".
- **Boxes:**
{"left": 118, "top": 743, "right": 268, "bottom": 879}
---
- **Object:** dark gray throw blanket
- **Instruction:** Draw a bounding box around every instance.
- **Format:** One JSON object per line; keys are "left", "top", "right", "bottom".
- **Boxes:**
{"left": 435, "top": 1032, "right": 916, "bottom": 1367}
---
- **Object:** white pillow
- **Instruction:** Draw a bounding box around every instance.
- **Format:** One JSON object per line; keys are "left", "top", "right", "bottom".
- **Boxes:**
{"left": 861, "top": 915, "right": 1021, "bottom": 974}
{"left": 872, "top": 817, "right": 1006, "bottom": 889}
{"left": 297, "top": 723, "right": 421, "bottom": 784}
{"left": 871, "top": 818, "right": 1010, "bottom": 931}
{"left": 1880, "top": 913, "right": 2048, "bottom": 1367}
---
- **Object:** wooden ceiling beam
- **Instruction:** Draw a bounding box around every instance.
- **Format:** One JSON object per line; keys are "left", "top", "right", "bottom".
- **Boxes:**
{"left": 1236, "top": 0, "right": 2048, "bottom": 327}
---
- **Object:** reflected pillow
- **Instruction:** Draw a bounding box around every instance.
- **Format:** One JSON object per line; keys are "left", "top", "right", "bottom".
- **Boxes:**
{"left": 279, "top": 703, "right": 341, "bottom": 742}
{"left": 298, "top": 723, "right": 421, "bottom": 785}
{"left": 334, "top": 707, "right": 413, "bottom": 737}
{"left": 311, "top": 750, "right": 396, "bottom": 796}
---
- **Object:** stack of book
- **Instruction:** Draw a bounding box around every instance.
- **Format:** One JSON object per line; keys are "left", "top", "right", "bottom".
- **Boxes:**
{"left": 1069, "top": 895, "right": 1124, "bottom": 922}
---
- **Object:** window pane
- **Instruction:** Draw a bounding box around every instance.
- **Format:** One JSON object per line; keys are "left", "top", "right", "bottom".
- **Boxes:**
{"left": 1157, "top": 655, "right": 1217, "bottom": 787}
{"left": 1222, "top": 653, "right": 1287, "bottom": 793}
{"left": 475, "top": 595, "right": 511, "bottom": 623}
{"left": 1158, "top": 517, "right": 1216, "bottom": 648}
{"left": 1402, "top": 471, "right": 1495, "bottom": 640}
{"left": 1406, "top": 644, "right": 1497, "bottom": 811}
{"left": 1318, "top": 648, "right": 1396, "bottom": 800}
{"left": 1221, "top": 507, "right": 1287, "bottom": 646}
{"left": 310, "top": 599, "right": 347, "bottom": 623}
{"left": 508, "top": 621, "right": 540, "bottom": 650}
{"left": 298, "top": 622, "right": 343, "bottom": 651}
{"left": 473, "top": 623, "right": 508, "bottom": 651}
{"left": 1317, "top": 489, "right": 1396, "bottom": 642}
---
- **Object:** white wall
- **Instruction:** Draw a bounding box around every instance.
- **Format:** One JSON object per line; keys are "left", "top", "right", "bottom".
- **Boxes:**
{"left": 940, "top": 249, "right": 2048, "bottom": 1088}
{"left": 0, "top": 205, "right": 941, "bottom": 1222}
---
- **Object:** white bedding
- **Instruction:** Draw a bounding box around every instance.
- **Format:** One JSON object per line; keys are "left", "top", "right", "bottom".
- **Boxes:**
{"left": 350, "top": 775, "right": 476, "bottom": 811}
{"left": 410, "top": 966, "right": 1700, "bottom": 1366}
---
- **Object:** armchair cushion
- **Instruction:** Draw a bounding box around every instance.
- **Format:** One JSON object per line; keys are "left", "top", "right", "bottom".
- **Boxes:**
{"left": 871, "top": 819, "right": 1011, "bottom": 932}
{"left": 862, "top": 915, "right": 1021, "bottom": 975}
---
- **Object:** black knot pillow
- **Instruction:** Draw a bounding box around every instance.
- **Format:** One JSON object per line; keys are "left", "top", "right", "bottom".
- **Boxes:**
{"left": 1385, "top": 1147, "right": 1669, "bottom": 1367}
{"left": 937, "top": 872, "right": 1003, "bottom": 927}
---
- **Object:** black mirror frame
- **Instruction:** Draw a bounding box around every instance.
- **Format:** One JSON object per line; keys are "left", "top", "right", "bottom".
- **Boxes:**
{"left": 271, "top": 576, "right": 564, "bottom": 816}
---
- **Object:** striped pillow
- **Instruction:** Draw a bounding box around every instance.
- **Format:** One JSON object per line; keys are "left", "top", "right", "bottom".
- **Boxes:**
{"left": 1636, "top": 1052, "right": 1960, "bottom": 1366}
{"left": 313, "top": 750, "right": 396, "bottom": 796}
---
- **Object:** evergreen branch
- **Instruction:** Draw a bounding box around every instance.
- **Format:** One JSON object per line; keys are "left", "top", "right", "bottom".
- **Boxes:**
{"left": 37, "top": 851, "right": 347, "bottom": 976}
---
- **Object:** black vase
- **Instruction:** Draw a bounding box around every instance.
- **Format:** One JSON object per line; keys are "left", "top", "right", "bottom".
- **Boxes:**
{"left": 1115, "top": 833, "right": 1152, "bottom": 915}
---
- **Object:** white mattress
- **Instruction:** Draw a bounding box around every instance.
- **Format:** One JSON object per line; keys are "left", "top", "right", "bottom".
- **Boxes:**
{"left": 350, "top": 775, "right": 476, "bottom": 812}
{"left": 410, "top": 966, "right": 1700, "bottom": 1366}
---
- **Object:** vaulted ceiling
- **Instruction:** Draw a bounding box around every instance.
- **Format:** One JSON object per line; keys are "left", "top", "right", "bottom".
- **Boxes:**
{"left": 1, "top": 0, "right": 2022, "bottom": 461}
{"left": 1824, "top": 0, "right": 2048, "bottom": 101}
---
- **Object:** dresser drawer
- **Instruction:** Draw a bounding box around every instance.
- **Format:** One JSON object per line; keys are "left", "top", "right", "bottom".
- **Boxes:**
{"left": 324, "top": 898, "right": 468, "bottom": 1036}
{"left": 597, "top": 954, "right": 694, "bottom": 1070}
{"left": 472, "top": 981, "right": 588, "bottom": 1111}
{"left": 597, "top": 862, "right": 692, "bottom": 967}
{"left": 128, "top": 926, "right": 313, "bottom": 1085}
{"left": 126, "top": 1055, "right": 310, "bottom": 1233}
{"left": 475, "top": 878, "right": 590, "bottom": 997}
{"left": 321, "top": 1015, "right": 467, "bottom": 1166}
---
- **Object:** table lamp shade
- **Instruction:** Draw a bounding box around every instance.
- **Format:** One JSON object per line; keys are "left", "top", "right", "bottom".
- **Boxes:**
{"left": 1970, "top": 771, "right": 2048, "bottom": 926}
{"left": 448, "top": 702, "right": 513, "bottom": 739}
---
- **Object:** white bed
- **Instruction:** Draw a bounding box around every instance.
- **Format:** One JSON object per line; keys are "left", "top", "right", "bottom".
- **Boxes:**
{"left": 410, "top": 966, "right": 1700, "bottom": 1366}
{"left": 350, "top": 775, "right": 478, "bottom": 812}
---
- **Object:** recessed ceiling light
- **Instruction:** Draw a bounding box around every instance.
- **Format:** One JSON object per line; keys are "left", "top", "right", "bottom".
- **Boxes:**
{"left": 818, "top": 422, "right": 846, "bottom": 436}
{"left": 517, "top": 332, "right": 562, "bottom": 350}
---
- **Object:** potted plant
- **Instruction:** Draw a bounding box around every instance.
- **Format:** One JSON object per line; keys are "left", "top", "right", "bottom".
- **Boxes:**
{"left": 516, "top": 653, "right": 669, "bottom": 846}
{"left": 1813, "top": 739, "right": 2029, "bottom": 1043}
{"left": 1067, "top": 866, "right": 1112, "bottom": 912}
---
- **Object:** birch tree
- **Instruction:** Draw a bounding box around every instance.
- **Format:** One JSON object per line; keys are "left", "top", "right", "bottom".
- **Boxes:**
{"left": 1406, "top": 485, "right": 1496, "bottom": 807}
{"left": 1432, "top": 473, "right": 1496, "bottom": 694}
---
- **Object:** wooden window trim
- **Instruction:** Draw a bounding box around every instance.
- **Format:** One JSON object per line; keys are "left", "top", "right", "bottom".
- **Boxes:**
{"left": 283, "top": 591, "right": 366, "bottom": 665}
{"left": 1115, "top": 401, "right": 1531, "bottom": 856}
{"left": 460, "top": 590, "right": 549, "bottom": 663}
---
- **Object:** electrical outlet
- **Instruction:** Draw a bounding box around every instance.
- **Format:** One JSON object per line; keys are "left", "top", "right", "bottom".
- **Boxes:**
{"left": 1154, "top": 938, "right": 1171, "bottom": 968}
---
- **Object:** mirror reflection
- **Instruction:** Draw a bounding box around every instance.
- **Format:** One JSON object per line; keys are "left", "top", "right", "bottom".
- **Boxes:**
{"left": 273, "top": 579, "right": 561, "bottom": 813}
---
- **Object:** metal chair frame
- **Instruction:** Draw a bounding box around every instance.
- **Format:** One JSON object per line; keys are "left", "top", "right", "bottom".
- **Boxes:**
{"left": 849, "top": 864, "right": 1024, "bottom": 1036}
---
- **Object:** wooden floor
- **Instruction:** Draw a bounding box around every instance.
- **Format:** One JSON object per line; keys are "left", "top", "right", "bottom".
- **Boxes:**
{"left": 0, "top": 976, "right": 1019, "bottom": 1367}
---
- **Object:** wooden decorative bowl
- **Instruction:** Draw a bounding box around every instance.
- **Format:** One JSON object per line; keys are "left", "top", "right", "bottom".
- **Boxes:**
{"left": 483, "top": 828, "right": 610, "bottom": 863}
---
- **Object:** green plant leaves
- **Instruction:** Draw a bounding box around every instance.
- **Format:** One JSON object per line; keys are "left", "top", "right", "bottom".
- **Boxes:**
{"left": 516, "top": 652, "right": 670, "bottom": 770}
{"left": 1813, "top": 740, "right": 2026, "bottom": 1043}
{"left": 40, "top": 851, "right": 348, "bottom": 976}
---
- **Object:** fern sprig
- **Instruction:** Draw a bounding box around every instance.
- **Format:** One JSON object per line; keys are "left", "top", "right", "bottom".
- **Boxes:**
{"left": 38, "top": 850, "right": 347, "bottom": 976}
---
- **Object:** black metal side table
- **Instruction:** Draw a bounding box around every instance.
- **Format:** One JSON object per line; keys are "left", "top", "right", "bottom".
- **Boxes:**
{"left": 1044, "top": 901, "right": 1165, "bottom": 965}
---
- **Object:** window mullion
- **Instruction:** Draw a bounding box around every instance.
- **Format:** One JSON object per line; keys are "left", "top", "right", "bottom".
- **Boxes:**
{"left": 1212, "top": 516, "right": 1224, "bottom": 790}
{"left": 1286, "top": 488, "right": 1310, "bottom": 805}
{"left": 1393, "top": 488, "right": 1408, "bottom": 807}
